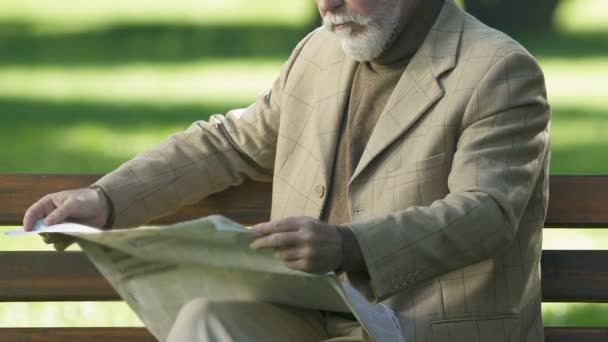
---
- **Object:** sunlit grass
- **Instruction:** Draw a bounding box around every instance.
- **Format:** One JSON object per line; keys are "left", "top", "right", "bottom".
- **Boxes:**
{"left": 0, "top": 57, "right": 605, "bottom": 109}
{"left": 541, "top": 58, "right": 608, "bottom": 109}
{"left": 555, "top": 0, "right": 608, "bottom": 33}
{"left": 0, "top": 302, "right": 142, "bottom": 327}
{"left": 0, "top": 61, "right": 282, "bottom": 106}
{"left": 543, "top": 229, "right": 608, "bottom": 250}
{"left": 0, "top": 0, "right": 316, "bottom": 33}
{"left": 0, "top": 228, "right": 58, "bottom": 251}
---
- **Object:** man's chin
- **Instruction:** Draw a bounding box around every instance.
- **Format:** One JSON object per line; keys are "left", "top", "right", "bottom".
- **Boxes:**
{"left": 340, "top": 34, "right": 388, "bottom": 62}
{"left": 341, "top": 42, "right": 381, "bottom": 62}
{"left": 323, "top": 24, "right": 388, "bottom": 61}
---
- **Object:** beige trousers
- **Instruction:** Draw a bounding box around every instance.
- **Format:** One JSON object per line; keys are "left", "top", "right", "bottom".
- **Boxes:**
{"left": 166, "top": 298, "right": 368, "bottom": 342}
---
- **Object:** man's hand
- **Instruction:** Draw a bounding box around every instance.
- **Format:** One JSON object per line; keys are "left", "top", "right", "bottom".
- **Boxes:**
{"left": 38, "top": 233, "right": 76, "bottom": 252}
{"left": 22, "top": 188, "right": 112, "bottom": 251}
{"left": 250, "top": 216, "right": 343, "bottom": 274}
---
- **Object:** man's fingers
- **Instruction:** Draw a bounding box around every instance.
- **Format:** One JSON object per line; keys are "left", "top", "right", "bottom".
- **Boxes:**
{"left": 40, "top": 233, "right": 53, "bottom": 244}
{"left": 44, "top": 200, "right": 76, "bottom": 226}
{"left": 24, "top": 195, "right": 64, "bottom": 231}
{"left": 274, "top": 246, "right": 307, "bottom": 261}
{"left": 39, "top": 233, "right": 72, "bottom": 246}
{"left": 53, "top": 239, "right": 74, "bottom": 251}
{"left": 23, "top": 196, "right": 55, "bottom": 231}
{"left": 250, "top": 218, "right": 302, "bottom": 235}
{"left": 284, "top": 259, "right": 316, "bottom": 273}
{"left": 250, "top": 232, "right": 299, "bottom": 250}
{"left": 23, "top": 210, "right": 38, "bottom": 231}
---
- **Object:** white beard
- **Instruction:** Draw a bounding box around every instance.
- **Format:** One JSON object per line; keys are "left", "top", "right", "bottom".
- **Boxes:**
{"left": 322, "top": 1, "right": 402, "bottom": 62}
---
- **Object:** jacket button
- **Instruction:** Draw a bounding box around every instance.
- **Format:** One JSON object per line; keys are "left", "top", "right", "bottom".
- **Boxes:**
{"left": 315, "top": 185, "right": 326, "bottom": 198}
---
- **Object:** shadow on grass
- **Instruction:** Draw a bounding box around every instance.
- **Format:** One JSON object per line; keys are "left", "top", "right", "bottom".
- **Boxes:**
{"left": 1, "top": 98, "right": 230, "bottom": 125}
{"left": 511, "top": 31, "right": 608, "bottom": 60}
{"left": 551, "top": 144, "right": 608, "bottom": 175}
{"left": 0, "top": 21, "right": 314, "bottom": 66}
{"left": 0, "top": 98, "right": 246, "bottom": 173}
{"left": 549, "top": 105, "right": 608, "bottom": 174}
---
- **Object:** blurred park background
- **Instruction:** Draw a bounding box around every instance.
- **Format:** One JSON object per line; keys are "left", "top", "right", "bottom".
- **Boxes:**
{"left": 0, "top": 0, "right": 606, "bottom": 330}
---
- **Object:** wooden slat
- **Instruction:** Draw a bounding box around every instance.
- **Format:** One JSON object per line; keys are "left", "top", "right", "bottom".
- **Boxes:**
{"left": 0, "top": 328, "right": 155, "bottom": 342}
{"left": 0, "top": 327, "right": 604, "bottom": 342}
{"left": 545, "top": 175, "right": 608, "bottom": 227}
{"left": 0, "top": 250, "right": 606, "bottom": 302}
{"left": 0, "top": 174, "right": 271, "bottom": 226}
{"left": 545, "top": 327, "right": 608, "bottom": 342}
{"left": 1, "top": 173, "right": 606, "bottom": 339}
{"left": 1, "top": 174, "right": 608, "bottom": 227}
{"left": 0, "top": 252, "right": 116, "bottom": 301}
{"left": 541, "top": 250, "right": 608, "bottom": 302}
{"left": 0, "top": 174, "right": 100, "bottom": 226}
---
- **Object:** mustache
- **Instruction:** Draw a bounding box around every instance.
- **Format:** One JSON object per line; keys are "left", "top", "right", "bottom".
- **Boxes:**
{"left": 322, "top": 12, "right": 373, "bottom": 31}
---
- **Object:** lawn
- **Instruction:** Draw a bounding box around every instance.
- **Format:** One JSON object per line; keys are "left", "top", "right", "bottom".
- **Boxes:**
{"left": 0, "top": 0, "right": 606, "bottom": 329}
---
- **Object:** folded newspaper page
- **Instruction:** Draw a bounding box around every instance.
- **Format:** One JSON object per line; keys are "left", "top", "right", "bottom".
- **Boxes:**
{"left": 7, "top": 215, "right": 404, "bottom": 342}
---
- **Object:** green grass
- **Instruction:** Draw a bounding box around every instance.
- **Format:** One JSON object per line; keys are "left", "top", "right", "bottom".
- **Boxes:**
{"left": 0, "top": 0, "right": 606, "bottom": 330}
{"left": 543, "top": 303, "right": 608, "bottom": 327}
{"left": 0, "top": 0, "right": 316, "bottom": 32}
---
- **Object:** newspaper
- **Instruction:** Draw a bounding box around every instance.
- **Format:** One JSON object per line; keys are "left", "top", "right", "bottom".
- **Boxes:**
{"left": 7, "top": 215, "right": 404, "bottom": 342}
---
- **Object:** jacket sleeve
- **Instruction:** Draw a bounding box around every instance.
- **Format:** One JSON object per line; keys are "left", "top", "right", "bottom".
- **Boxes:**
{"left": 347, "top": 50, "right": 551, "bottom": 301}
{"left": 93, "top": 32, "right": 315, "bottom": 228}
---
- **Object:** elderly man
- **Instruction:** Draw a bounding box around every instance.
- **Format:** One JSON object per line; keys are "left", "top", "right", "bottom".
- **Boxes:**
{"left": 24, "top": 0, "right": 551, "bottom": 341}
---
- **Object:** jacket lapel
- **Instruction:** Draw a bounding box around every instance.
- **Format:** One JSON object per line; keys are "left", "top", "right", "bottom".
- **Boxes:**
{"left": 311, "top": 51, "right": 358, "bottom": 186}
{"left": 351, "top": 0, "right": 465, "bottom": 182}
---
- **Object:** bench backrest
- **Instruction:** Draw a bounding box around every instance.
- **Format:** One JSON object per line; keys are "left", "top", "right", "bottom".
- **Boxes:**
{"left": 0, "top": 174, "right": 607, "bottom": 342}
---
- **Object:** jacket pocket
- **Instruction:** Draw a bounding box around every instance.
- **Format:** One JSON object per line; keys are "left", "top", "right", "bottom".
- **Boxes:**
{"left": 385, "top": 152, "right": 448, "bottom": 207}
{"left": 431, "top": 314, "right": 519, "bottom": 342}
{"left": 385, "top": 152, "right": 447, "bottom": 177}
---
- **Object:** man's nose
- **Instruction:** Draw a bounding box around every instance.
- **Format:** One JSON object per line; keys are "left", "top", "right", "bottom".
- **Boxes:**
{"left": 317, "top": 0, "right": 344, "bottom": 15}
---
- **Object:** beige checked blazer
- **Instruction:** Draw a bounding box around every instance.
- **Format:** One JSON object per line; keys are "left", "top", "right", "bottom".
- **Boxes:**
{"left": 95, "top": 1, "right": 551, "bottom": 341}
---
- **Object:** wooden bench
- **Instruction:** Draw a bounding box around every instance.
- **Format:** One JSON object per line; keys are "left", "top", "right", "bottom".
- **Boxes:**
{"left": 0, "top": 174, "right": 607, "bottom": 341}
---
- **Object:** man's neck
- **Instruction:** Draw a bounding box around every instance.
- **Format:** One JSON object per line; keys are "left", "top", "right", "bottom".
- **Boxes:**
{"left": 372, "top": 0, "right": 444, "bottom": 68}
